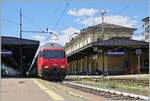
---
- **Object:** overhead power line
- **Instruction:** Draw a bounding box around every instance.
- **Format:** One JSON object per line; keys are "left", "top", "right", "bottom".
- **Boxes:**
{"left": 0, "top": 18, "right": 20, "bottom": 25}
{"left": 1, "top": 16, "right": 44, "bottom": 31}
{"left": 117, "top": 0, "right": 138, "bottom": 14}
{"left": 52, "top": 0, "right": 70, "bottom": 30}
{"left": 22, "top": 14, "right": 43, "bottom": 31}
{"left": 49, "top": 0, "right": 64, "bottom": 28}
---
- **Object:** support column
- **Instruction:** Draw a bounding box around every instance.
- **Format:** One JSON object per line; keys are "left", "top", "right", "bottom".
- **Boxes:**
{"left": 77, "top": 59, "right": 79, "bottom": 74}
{"left": 87, "top": 56, "right": 89, "bottom": 74}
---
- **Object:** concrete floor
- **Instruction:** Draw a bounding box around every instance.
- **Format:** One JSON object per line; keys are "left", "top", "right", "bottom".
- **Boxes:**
{"left": 1, "top": 78, "right": 106, "bottom": 101}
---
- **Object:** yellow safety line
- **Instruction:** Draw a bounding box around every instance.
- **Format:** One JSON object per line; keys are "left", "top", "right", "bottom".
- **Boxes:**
{"left": 32, "top": 79, "right": 64, "bottom": 101}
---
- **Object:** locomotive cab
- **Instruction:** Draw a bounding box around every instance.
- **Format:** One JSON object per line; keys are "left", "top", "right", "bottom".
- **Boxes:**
{"left": 37, "top": 43, "right": 68, "bottom": 81}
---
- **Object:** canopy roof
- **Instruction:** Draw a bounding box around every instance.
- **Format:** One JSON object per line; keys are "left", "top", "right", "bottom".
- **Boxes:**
{"left": 67, "top": 38, "right": 149, "bottom": 58}
{"left": 1, "top": 36, "right": 39, "bottom": 45}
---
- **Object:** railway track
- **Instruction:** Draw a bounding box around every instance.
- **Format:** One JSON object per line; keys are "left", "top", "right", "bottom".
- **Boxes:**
{"left": 106, "top": 78, "right": 149, "bottom": 86}
{"left": 66, "top": 77, "right": 149, "bottom": 87}
{"left": 61, "top": 81, "right": 149, "bottom": 101}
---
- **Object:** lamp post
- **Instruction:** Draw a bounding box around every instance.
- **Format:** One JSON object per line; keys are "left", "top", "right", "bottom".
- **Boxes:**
{"left": 100, "top": 9, "right": 106, "bottom": 40}
{"left": 100, "top": 9, "right": 106, "bottom": 77}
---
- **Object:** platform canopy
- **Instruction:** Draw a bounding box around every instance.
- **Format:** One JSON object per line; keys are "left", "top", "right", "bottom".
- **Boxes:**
{"left": 67, "top": 37, "right": 149, "bottom": 60}
{"left": 1, "top": 36, "right": 39, "bottom": 45}
{"left": 93, "top": 37, "right": 148, "bottom": 47}
{"left": 1, "top": 36, "right": 40, "bottom": 76}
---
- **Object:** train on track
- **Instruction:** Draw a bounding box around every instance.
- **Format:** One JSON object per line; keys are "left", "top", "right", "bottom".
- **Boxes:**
{"left": 35, "top": 43, "right": 68, "bottom": 81}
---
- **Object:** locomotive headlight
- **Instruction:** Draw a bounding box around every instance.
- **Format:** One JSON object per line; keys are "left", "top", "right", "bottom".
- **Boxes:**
{"left": 44, "top": 66, "right": 49, "bottom": 68}
{"left": 60, "top": 66, "right": 65, "bottom": 68}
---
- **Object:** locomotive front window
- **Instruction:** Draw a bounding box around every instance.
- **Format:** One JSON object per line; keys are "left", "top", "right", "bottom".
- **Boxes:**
{"left": 42, "top": 50, "right": 65, "bottom": 59}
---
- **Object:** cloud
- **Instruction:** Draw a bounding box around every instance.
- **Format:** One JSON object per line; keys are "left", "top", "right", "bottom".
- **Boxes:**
{"left": 132, "top": 34, "right": 145, "bottom": 41}
{"left": 68, "top": 8, "right": 98, "bottom": 17}
{"left": 105, "top": 16, "right": 138, "bottom": 27}
{"left": 31, "top": 27, "right": 80, "bottom": 46}
{"left": 31, "top": 34, "right": 47, "bottom": 43}
{"left": 76, "top": 15, "right": 138, "bottom": 28}
{"left": 58, "top": 27, "right": 80, "bottom": 46}
{"left": 68, "top": 8, "right": 138, "bottom": 28}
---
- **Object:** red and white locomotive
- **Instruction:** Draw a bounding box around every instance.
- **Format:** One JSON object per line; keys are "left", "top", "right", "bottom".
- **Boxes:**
{"left": 37, "top": 43, "right": 68, "bottom": 81}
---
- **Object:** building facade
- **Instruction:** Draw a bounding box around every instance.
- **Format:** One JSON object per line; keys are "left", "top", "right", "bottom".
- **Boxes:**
{"left": 65, "top": 23, "right": 149, "bottom": 75}
{"left": 142, "top": 17, "right": 149, "bottom": 42}
{"left": 65, "top": 23, "right": 135, "bottom": 55}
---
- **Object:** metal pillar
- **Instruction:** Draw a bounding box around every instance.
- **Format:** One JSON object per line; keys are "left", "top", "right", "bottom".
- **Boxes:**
{"left": 19, "top": 8, "right": 23, "bottom": 76}
{"left": 100, "top": 9, "right": 106, "bottom": 76}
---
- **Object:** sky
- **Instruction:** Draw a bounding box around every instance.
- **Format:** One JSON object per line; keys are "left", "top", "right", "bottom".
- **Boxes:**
{"left": 1, "top": 0, "right": 149, "bottom": 46}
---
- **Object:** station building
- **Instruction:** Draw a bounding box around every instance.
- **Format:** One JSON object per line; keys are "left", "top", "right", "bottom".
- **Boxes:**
{"left": 64, "top": 23, "right": 149, "bottom": 75}
{"left": 142, "top": 16, "right": 149, "bottom": 42}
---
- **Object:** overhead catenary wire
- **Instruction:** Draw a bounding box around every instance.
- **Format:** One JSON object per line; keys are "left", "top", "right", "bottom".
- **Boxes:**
{"left": 52, "top": 0, "right": 70, "bottom": 29}
{"left": 115, "top": 0, "right": 144, "bottom": 35}
{"left": 1, "top": 16, "right": 44, "bottom": 31}
{"left": 22, "top": 14, "right": 44, "bottom": 31}
{"left": 117, "top": 0, "right": 138, "bottom": 15}
{"left": 0, "top": 18, "right": 20, "bottom": 25}
{"left": 49, "top": 0, "right": 64, "bottom": 28}
{"left": 2, "top": 1, "right": 68, "bottom": 31}
{"left": 52, "top": 0, "right": 70, "bottom": 30}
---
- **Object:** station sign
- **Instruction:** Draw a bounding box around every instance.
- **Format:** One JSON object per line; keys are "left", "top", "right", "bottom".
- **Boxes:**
{"left": 136, "top": 49, "right": 141, "bottom": 55}
{"left": 107, "top": 51, "right": 125, "bottom": 56}
{"left": 1, "top": 50, "right": 13, "bottom": 57}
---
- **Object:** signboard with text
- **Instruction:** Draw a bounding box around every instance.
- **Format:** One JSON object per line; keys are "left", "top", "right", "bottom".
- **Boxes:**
{"left": 136, "top": 49, "right": 141, "bottom": 55}
{"left": 107, "top": 51, "right": 125, "bottom": 56}
{"left": 1, "top": 50, "right": 13, "bottom": 57}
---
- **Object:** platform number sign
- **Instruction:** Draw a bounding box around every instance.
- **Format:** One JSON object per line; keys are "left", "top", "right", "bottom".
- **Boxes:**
{"left": 136, "top": 49, "right": 141, "bottom": 78}
{"left": 136, "top": 49, "right": 141, "bottom": 55}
